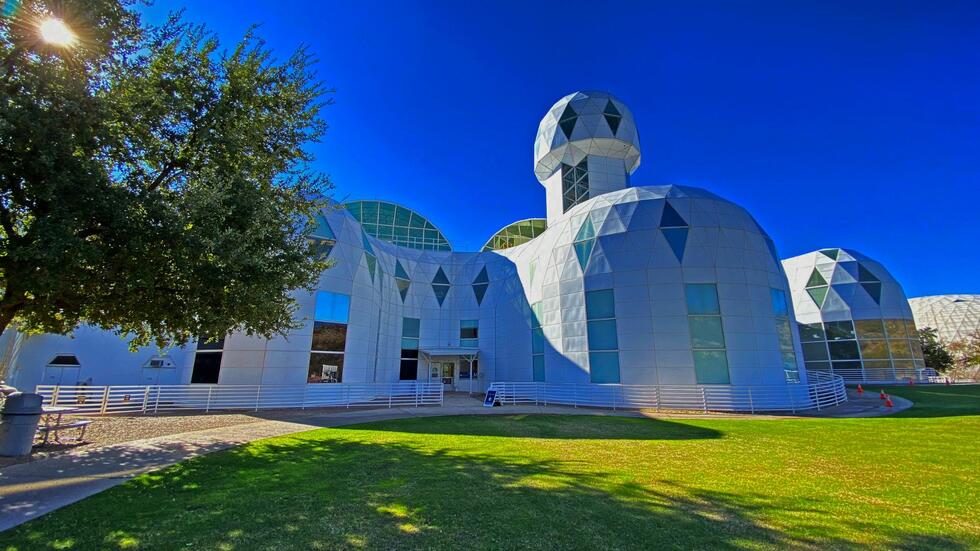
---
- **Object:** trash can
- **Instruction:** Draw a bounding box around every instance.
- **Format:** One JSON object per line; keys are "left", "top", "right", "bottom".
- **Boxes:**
{"left": 0, "top": 392, "right": 43, "bottom": 456}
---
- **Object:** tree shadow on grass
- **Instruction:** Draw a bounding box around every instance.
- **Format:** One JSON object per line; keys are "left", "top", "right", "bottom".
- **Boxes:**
{"left": 340, "top": 413, "right": 724, "bottom": 440}
{"left": 2, "top": 418, "right": 973, "bottom": 550}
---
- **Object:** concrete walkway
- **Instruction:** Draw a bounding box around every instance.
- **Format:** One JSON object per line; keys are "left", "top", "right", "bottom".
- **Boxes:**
{"left": 0, "top": 392, "right": 908, "bottom": 532}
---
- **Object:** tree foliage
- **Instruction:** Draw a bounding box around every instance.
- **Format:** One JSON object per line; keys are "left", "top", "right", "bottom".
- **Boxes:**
{"left": 917, "top": 327, "right": 953, "bottom": 373}
{"left": 0, "top": 1, "right": 332, "bottom": 346}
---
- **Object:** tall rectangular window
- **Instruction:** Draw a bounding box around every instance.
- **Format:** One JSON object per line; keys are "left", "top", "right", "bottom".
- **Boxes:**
{"left": 460, "top": 319, "right": 479, "bottom": 348}
{"left": 191, "top": 337, "right": 224, "bottom": 384}
{"left": 400, "top": 317, "right": 420, "bottom": 380}
{"left": 309, "top": 291, "right": 350, "bottom": 383}
{"left": 686, "top": 284, "right": 730, "bottom": 384}
{"left": 771, "top": 288, "right": 800, "bottom": 383}
{"left": 586, "top": 289, "right": 620, "bottom": 383}
{"left": 531, "top": 302, "right": 545, "bottom": 382}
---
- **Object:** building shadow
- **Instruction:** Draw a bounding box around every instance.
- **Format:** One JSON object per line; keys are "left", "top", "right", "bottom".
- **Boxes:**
{"left": 1, "top": 418, "right": 971, "bottom": 550}
{"left": 338, "top": 413, "right": 723, "bottom": 440}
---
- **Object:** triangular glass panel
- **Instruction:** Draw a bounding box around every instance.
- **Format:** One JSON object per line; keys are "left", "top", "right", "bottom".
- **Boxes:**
{"left": 361, "top": 232, "right": 374, "bottom": 255}
{"left": 396, "top": 278, "right": 411, "bottom": 301}
{"left": 574, "top": 239, "right": 594, "bottom": 270}
{"left": 432, "top": 267, "right": 450, "bottom": 285}
{"left": 432, "top": 284, "right": 449, "bottom": 306}
{"left": 805, "top": 268, "right": 827, "bottom": 288}
{"left": 309, "top": 238, "right": 333, "bottom": 259}
{"left": 395, "top": 260, "right": 409, "bottom": 280}
{"left": 819, "top": 248, "right": 839, "bottom": 260}
{"left": 603, "top": 100, "right": 621, "bottom": 117}
{"left": 807, "top": 286, "right": 829, "bottom": 308}
{"left": 312, "top": 215, "right": 335, "bottom": 240}
{"left": 857, "top": 263, "right": 879, "bottom": 283}
{"left": 575, "top": 216, "right": 595, "bottom": 242}
{"left": 473, "top": 266, "right": 489, "bottom": 285}
{"left": 603, "top": 101, "right": 622, "bottom": 135}
{"left": 661, "top": 227, "right": 688, "bottom": 262}
{"left": 659, "top": 202, "right": 687, "bottom": 228}
{"left": 365, "top": 253, "right": 376, "bottom": 282}
{"left": 473, "top": 282, "right": 488, "bottom": 305}
{"left": 861, "top": 281, "right": 882, "bottom": 303}
{"left": 558, "top": 104, "right": 578, "bottom": 139}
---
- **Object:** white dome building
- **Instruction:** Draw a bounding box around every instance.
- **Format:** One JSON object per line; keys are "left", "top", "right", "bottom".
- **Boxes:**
{"left": 908, "top": 295, "right": 980, "bottom": 344}
{"left": 782, "top": 249, "right": 925, "bottom": 382}
{"left": 6, "top": 91, "right": 848, "bottom": 412}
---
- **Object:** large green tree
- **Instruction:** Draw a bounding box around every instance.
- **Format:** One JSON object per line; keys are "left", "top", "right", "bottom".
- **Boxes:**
{"left": 917, "top": 327, "right": 953, "bottom": 373}
{"left": 0, "top": 1, "right": 331, "bottom": 346}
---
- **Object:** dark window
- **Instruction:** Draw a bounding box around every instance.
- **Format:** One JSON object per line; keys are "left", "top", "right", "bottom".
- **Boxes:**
{"left": 401, "top": 348, "right": 419, "bottom": 359}
{"left": 311, "top": 322, "right": 348, "bottom": 352}
{"left": 828, "top": 340, "right": 860, "bottom": 361}
{"left": 824, "top": 320, "right": 855, "bottom": 341}
{"left": 798, "top": 323, "right": 825, "bottom": 342}
{"left": 49, "top": 354, "right": 80, "bottom": 366}
{"left": 308, "top": 352, "right": 343, "bottom": 383}
{"left": 191, "top": 353, "right": 221, "bottom": 384}
{"left": 399, "top": 359, "right": 418, "bottom": 380}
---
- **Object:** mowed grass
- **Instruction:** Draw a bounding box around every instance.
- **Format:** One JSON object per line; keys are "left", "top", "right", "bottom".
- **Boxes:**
{"left": 2, "top": 387, "right": 978, "bottom": 550}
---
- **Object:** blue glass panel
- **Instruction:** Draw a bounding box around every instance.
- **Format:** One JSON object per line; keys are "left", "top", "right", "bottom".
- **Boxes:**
{"left": 531, "top": 303, "right": 543, "bottom": 328}
{"left": 432, "top": 284, "right": 449, "bottom": 306}
{"left": 659, "top": 202, "right": 687, "bottom": 228}
{"left": 574, "top": 239, "right": 594, "bottom": 270}
{"left": 365, "top": 253, "right": 376, "bottom": 282}
{"left": 589, "top": 352, "right": 620, "bottom": 383}
{"left": 460, "top": 339, "right": 478, "bottom": 348}
{"left": 861, "top": 281, "right": 882, "bottom": 303}
{"left": 473, "top": 266, "right": 489, "bottom": 284}
{"left": 396, "top": 278, "right": 411, "bottom": 301}
{"left": 432, "top": 267, "right": 450, "bottom": 285}
{"left": 585, "top": 289, "right": 616, "bottom": 319}
{"left": 312, "top": 215, "right": 335, "bottom": 239}
{"left": 361, "top": 231, "right": 374, "bottom": 254}
{"left": 685, "top": 284, "right": 720, "bottom": 315}
{"left": 770, "top": 288, "right": 789, "bottom": 316}
{"left": 693, "top": 350, "right": 730, "bottom": 384}
{"left": 531, "top": 328, "right": 544, "bottom": 354}
{"left": 395, "top": 260, "right": 409, "bottom": 280}
{"left": 473, "top": 283, "right": 488, "bottom": 305}
{"left": 587, "top": 319, "right": 619, "bottom": 350}
{"left": 401, "top": 337, "right": 419, "bottom": 350}
{"left": 575, "top": 216, "right": 595, "bottom": 241}
{"left": 858, "top": 263, "right": 880, "bottom": 283}
{"left": 402, "top": 317, "right": 420, "bottom": 338}
{"left": 662, "top": 227, "right": 688, "bottom": 262}
{"left": 532, "top": 355, "right": 545, "bottom": 382}
{"left": 314, "top": 291, "right": 350, "bottom": 323}
{"left": 688, "top": 316, "right": 725, "bottom": 349}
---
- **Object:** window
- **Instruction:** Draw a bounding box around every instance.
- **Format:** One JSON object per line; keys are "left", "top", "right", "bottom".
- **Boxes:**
{"left": 798, "top": 323, "right": 826, "bottom": 342}
{"left": 771, "top": 288, "right": 799, "bottom": 382}
{"left": 432, "top": 267, "right": 450, "bottom": 307}
{"left": 561, "top": 158, "right": 589, "bottom": 212}
{"left": 828, "top": 341, "right": 860, "bottom": 361}
{"left": 531, "top": 302, "right": 545, "bottom": 382}
{"left": 400, "top": 317, "right": 420, "bottom": 380}
{"left": 802, "top": 342, "right": 829, "bottom": 361}
{"left": 192, "top": 337, "right": 224, "bottom": 384}
{"left": 686, "top": 284, "right": 729, "bottom": 384}
{"left": 883, "top": 319, "right": 907, "bottom": 339}
{"left": 855, "top": 319, "right": 885, "bottom": 339}
{"left": 460, "top": 319, "right": 479, "bottom": 347}
{"left": 309, "top": 291, "right": 350, "bottom": 383}
{"left": 824, "top": 320, "right": 855, "bottom": 341}
{"left": 573, "top": 216, "right": 595, "bottom": 270}
{"left": 48, "top": 354, "right": 80, "bottom": 366}
{"left": 586, "top": 289, "right": 619, "bottom": 383}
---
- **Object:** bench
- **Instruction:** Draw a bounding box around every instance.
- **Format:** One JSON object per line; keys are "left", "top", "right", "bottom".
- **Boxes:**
{"left": 36, "top": 419, "right": 93, "bottom": 445}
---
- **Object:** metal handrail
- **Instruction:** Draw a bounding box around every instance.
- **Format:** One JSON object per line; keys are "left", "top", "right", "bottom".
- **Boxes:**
{"left": 488, "top": 373, "right": 846, "bottom": 413}
{"left": 34, "top": 381, "right": 444, "bottom": 415}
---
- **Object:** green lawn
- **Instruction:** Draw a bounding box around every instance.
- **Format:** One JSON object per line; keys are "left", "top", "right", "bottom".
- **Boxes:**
{"left": 2, "top": 386, "right": 978, "bottom": 550}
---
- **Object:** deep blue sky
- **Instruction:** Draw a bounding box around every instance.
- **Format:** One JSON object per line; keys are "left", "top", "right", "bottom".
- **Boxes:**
{"left": 142, "top": 1, "right": 979, "bottom": 297}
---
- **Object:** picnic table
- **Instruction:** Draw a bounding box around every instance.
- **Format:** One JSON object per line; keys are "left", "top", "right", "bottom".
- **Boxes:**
{"left": 36, "top": 405, "right": 92, "bottom": 445}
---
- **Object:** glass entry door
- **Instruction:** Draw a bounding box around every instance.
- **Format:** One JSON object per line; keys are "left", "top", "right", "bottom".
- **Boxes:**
{"left": 429, "top": 361, "right": 455, "bottom": 388}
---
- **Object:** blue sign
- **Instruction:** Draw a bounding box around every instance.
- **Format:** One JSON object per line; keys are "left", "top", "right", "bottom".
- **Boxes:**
{"left": 483, "top": 389, "right": 497, "bottom": 407}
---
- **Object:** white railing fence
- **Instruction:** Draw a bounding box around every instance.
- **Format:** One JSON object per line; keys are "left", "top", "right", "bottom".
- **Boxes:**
{"left": 816, "top": 367, "right": 939, "bottom": 385}
{"left": 488, "top": 372, "right": 847, "bottom": 413}
{"left": 34, "top": 382, "right": 444, "bottom": 415}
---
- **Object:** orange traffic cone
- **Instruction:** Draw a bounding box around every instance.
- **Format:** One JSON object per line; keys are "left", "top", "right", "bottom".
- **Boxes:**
{"left": 884, "top": 396, "right": 894, "bottom": 408}
{"left": 879, "top": 389, "right": 886, "bottom": 400}
{"left": 857, "top": 384, "right": 864, "bottom": 396}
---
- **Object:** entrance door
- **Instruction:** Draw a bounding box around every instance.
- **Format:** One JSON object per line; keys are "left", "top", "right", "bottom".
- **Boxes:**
{"left": 436, "top": 361, "right": 454, "bottom": 390}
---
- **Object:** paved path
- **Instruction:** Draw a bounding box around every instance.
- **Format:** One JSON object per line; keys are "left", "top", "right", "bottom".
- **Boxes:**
{"left": 0, "top": 392, "right": 908, "bottom": 532}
